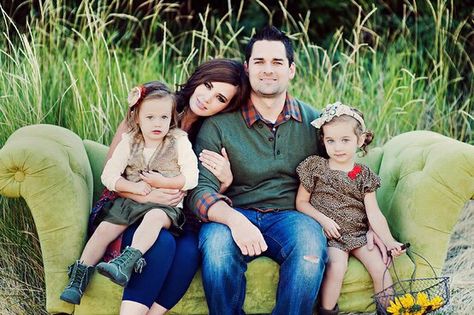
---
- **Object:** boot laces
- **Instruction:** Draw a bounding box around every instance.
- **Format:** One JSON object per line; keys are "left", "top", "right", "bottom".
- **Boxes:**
{"left": 66, "top": 262, "right": 86, "bottom": 288}
{"left": 134, "top": 258, "right": 147, "bottom": 273}
{"left": 110, "top": 248, "right": 135, "bottom": 266}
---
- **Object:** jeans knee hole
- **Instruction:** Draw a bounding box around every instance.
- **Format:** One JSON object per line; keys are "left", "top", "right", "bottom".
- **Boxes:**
{"left": 303, "top": 255, "right": 319, "bottom": 264}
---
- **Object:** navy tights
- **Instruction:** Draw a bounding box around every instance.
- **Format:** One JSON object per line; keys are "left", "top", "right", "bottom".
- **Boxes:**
{"left": 121, "top": 224, "right": 200, "bottom": 309}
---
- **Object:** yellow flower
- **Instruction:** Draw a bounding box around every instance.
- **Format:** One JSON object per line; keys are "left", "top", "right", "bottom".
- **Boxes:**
{"left": 415, "top": 292, "right": 430, "bottom": 308}
{"left": 387, "top": 297, "right": 403, "bottom": 314}
{"left": 398, "top": 293, "right": 416, "bottom": 309}
{"left": 429, "top": 295, "right": 444, "bottom": 310}
{"left": 385, "top": 292, "right": 445, "bottom": 314}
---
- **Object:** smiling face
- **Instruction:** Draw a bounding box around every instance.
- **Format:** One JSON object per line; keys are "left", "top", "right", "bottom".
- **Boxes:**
{"left": 322, "top": 117, "right": 365, "bottom": 169}
{"left": 137, "top": 96, "right": 174, "bottom": 147}
{"left": 246, "top": 40, "right": 295, "bottom": 98}
{"left": 189, "top": 81, "right": 238, "bottom": 117}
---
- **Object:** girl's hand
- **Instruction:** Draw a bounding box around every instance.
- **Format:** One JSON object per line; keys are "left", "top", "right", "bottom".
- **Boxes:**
{"left": 367, "top": 227, "right": 389, "bottom": 265}
{"left": 140, "top": 171, "right": 165, "bottom": 188}
{"left": 321, "top": 217, "right": 341, "bottom": 240}
{"left": 132, "top": 181, "right": 152, "bottom": 196}
{"left": 386, "top": 240, "right": 406, "bottom": 258}
{"left": 199, "top": 148, "right": 233, "bottom": 189}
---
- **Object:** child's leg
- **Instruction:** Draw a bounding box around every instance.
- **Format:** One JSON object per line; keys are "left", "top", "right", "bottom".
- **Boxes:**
{"left": 80, "top": 221, "right": 127, "bottom": 265}
{"left": 130, "top": 209, "right": 172, "bottom": 254}
{"left": 352, "top": 244, "right": 393, "bottom": 294}
{"left": 320, "top": 247, "right": 349, "bottom": 310}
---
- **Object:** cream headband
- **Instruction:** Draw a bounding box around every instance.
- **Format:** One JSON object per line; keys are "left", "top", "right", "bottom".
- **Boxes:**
{"left": 311, "top": 101, "right": 366, "bottom": 131}
{"left": 127, "top": 86, "right": 146, "bottom": 108}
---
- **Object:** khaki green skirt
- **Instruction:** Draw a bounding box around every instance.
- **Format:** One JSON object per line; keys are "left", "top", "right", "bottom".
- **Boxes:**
{"left": 99, "top": 197, "right": 185, "bottom": 235}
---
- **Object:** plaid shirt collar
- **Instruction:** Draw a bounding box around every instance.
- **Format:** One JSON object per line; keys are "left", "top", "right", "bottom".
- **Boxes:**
{"left": 241, "top": 93, "right": 302, "bottom": 128}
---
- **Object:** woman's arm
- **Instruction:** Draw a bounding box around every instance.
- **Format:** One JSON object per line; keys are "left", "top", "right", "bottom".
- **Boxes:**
{"left": 140, "top": 171, "right": 186, "bottom": 189}
{"left": 295, "top": 184, "right": 340, "bottom": 239}
{"left": 120, "top": 189, "right": 184, "bottom": 206}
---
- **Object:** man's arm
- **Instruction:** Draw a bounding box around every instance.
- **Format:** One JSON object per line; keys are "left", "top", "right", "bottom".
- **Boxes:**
{"left": 186, "top": 119, "right": 267, "bottom": 256}
{"left": 207, "top": 201, "right": 267, "bottom": 256}
{"left": 185, "top": 118, "right": 231, "bottom": 221}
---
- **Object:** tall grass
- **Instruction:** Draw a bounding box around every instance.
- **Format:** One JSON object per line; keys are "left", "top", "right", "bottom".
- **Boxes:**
{"left": 0, "top": 0, "right": 472, "bottom": 313}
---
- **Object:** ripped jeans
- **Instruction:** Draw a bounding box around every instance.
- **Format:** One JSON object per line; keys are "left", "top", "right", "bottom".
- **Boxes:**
{"left": 199, "top": 208, "right": 328, "bottom": 315}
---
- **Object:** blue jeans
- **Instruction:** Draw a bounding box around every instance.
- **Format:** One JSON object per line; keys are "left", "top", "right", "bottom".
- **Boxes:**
{"left": 199, "top": 208, "right": 327, "bottom": 315}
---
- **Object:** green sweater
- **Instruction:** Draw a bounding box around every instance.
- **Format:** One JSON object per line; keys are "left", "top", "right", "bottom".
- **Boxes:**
{"left": 186, "top": 99, "right": 320, "bottom": 220}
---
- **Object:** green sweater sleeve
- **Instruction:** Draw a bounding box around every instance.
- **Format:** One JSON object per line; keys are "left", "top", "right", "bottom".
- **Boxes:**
{"left": 185, "top": 118, "right": 232, "bottom": 221}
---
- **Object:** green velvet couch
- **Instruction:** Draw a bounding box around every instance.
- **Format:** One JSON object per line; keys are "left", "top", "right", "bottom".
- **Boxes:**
{"left": 0, "top": 124, "right": 473, "bottom": 315}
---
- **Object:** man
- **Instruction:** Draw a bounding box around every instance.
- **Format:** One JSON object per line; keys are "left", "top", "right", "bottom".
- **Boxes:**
{"left": 187, "top": 26, "right": 327, "bottom": 315}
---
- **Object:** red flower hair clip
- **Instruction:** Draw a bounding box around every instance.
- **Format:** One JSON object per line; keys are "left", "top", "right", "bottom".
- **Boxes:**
{"left": 348, "top": 165, "right": 362, "bottom": 180}
{"left": 127, "top": 86, "right": 146, "bottom": 108}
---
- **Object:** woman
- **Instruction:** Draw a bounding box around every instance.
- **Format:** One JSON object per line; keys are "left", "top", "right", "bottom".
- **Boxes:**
{"left": 97, "top": 59, "right": 249, "bottom": 315}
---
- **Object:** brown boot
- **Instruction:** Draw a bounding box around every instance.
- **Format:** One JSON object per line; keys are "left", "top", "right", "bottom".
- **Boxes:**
{"left": 317, "top": 304, "right": 339, "bottom": 315}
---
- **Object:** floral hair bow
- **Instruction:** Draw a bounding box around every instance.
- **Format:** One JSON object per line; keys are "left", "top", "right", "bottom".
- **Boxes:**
{"left": 127, "top": 86, "right": 146, "bottom": 108}
{"left": 311, "top": 101, "right": 366, "bottom": 131}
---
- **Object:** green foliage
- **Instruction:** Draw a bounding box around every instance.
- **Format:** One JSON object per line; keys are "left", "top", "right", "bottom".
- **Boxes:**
{"left": 0, "top": 0, "right": 472, "bottom": 313}
{"left": 0, "top": 0, "right": 471, "bottom": 147}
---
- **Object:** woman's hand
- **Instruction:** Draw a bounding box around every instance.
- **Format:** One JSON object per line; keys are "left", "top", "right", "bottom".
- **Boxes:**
{"left": 145, "top": 188, "right": 185, "bottom": 206}
{"left": 199, "top": 148, "right": 233, "bottom": 191}
{"left": 321, "top": 217, "right": 341, "bottom": 240}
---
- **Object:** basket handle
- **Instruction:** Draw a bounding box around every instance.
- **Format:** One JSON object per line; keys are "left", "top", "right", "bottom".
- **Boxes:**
{"left": 382, "top": 243, "right": 410, "bottom": 296}
{"left": 382, "top": 242, "right": 440, "bottom": 297}
{"left": 389, "top": 243, "right": 439, "bottom": 278}
{"left": 386, "top": 242, "right": 411, "bottom": 257}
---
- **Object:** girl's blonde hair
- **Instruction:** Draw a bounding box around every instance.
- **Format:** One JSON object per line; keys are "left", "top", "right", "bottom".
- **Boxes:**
{"left": 126, "top": 81, "right": 178, "bottom": 134}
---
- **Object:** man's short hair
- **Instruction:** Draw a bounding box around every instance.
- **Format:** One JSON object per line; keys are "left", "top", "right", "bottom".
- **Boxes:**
{"left": 245, "top": 26, "right": 294, "bottom": 66}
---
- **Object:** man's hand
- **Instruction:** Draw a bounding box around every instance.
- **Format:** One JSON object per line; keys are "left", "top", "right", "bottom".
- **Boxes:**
{"left": 367, "top": 228, "right": 389, "bottom": 265}
{"left": 228, "top": 215, "right": 268, "bottom": 256}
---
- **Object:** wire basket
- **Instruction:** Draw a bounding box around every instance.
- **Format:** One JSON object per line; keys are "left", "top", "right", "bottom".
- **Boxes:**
{"left": 372, "top": 245, "right": 450, "bottom": 315}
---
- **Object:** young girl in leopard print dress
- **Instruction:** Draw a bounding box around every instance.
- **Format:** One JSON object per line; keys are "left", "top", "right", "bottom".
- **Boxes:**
{"left": 296, "top": 102, "right": 405, "bottom": 315}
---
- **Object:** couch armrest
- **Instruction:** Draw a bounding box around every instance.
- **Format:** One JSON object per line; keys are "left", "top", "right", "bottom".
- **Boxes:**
{"left": 376, "top": 131, "right": 474, "bottom": 275}
{"left": 0, "top": 124, "right": 94, "bottom": 314}
{"left": 83, "top": 140, "right": 108, "bottom": 203}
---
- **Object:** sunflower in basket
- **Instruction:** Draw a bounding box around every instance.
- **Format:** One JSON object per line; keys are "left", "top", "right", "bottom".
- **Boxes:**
{"left": 386, "top": 292, "right": 444, "bottom": 315}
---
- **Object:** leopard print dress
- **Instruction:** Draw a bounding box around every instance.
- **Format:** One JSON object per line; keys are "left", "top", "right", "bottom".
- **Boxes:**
{"left": 296, "top": 155, "right": 380, "bottom": 252}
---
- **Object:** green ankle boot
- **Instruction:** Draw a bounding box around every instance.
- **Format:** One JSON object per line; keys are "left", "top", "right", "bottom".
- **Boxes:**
{"left": 59, "top": 261, "right": 95, "bottom": 304}
{"left": 96, "top": 246, "right": 146, "bottom": 287}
